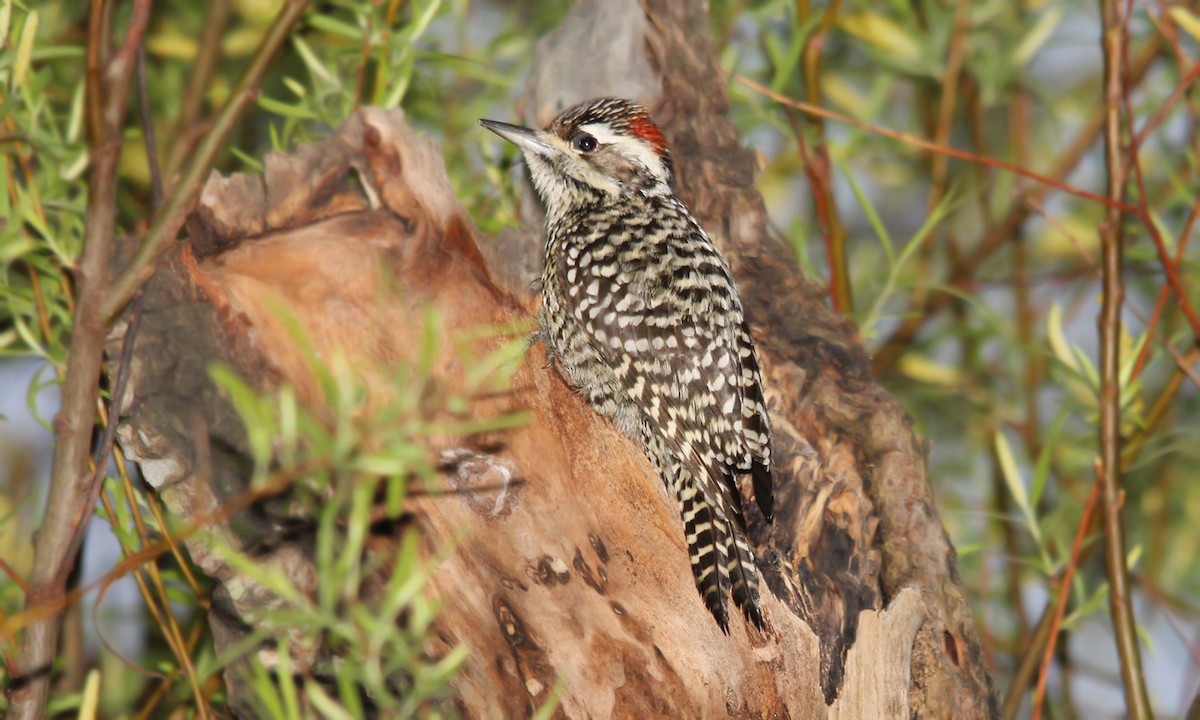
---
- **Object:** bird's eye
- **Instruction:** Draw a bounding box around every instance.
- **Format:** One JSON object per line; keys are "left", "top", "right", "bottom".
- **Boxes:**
{"left": 572, "top": 133, "right": 597, "bottom": 152}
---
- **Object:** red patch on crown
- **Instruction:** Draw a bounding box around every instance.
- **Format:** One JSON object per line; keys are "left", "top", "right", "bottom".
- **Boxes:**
{"left": 628, "top": 114, "right": 669, "bottom": 157}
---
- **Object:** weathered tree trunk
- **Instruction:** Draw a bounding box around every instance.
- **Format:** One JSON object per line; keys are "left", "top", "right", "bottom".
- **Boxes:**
{"left": 111, "top": 1, "right": 997, "bottom": 717}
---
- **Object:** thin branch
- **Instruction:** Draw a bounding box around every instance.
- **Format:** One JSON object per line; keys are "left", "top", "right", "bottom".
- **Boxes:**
{"left": 1124, "top": 346, "right": 1200, "bottom": 468}
{"left": 1131, "top": 58, "right": 1200, "bottom": 150}
{"left": 100, "top": 0, "right": 312, "bottom": 324}
{"left": 1119, "top": 15, "right": 1200, "bottom": 345}
{"left": 137, "top": 42, "right": 164, "bottom": 208}
{"left": 164, "top": 0, "right": 233, "bottom": 185}
{"left": 1032, "top": 482, "right": 1101, "bottom": 720}
{"left": 135, "top": 617, "right": 210, "bottom": 719}
{"left": 1006, "top": 349, "right": 1193, "bottom": 718}
{"left": 732, "top": 72, "right": 1140, "bottom": 213}
{"left": 1098, "top": 0, "right": 1152, "bottom": 714}
{"left": 8, "top": 1, "right": 154, "bottom": 717}
{"left": 1003, "top": 605, "right": 1058, "bottom": 720}
{"left": 864, "top": 35, "right": 1163, "bottom": 376}
{"left": 927, "top": 0, "right": 969, "bottom": 213}
{"left": 1131, "top": 206, "right": 1195, "bottom": 379}
{"left": 94, "top": 455, "right": 211, "bottom": 719}
{"left": 785, "top": 109, "right": 849, "bottom": 312}
{"left": 793, "top": 0, "right": 851, "bottom": 314}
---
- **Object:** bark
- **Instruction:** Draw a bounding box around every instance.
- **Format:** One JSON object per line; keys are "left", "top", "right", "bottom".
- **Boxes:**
{"left": 111, "top": 1, "right": 997, "bottom": 717}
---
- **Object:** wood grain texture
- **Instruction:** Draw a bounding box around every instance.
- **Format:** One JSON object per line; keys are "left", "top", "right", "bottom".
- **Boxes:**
{"left": 110, "top": 2, "right": 997, "bottom": 717}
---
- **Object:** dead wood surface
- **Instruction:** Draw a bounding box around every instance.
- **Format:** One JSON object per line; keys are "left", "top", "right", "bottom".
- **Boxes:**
{"left": 112, "top": 1, "right": 997, "bottom": 718}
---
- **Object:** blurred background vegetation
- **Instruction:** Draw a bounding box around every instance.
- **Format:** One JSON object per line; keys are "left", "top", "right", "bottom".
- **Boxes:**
{"left": 1, "top": 0, "right": 1198, "bottom": 716}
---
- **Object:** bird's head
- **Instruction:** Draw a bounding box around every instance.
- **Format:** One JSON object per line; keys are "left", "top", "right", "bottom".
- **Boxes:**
{"left": 481, "top": 97, "right": 674, "bottom": 216}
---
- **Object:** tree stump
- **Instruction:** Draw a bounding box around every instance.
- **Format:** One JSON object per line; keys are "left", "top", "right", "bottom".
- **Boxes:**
{"left": 110, "top": 1, "right": 997, "bottom": 716}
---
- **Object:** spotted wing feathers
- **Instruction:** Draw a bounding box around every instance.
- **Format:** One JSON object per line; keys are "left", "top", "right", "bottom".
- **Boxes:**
{"left": 553, "top": 196, "right": 772, "bottom": 627}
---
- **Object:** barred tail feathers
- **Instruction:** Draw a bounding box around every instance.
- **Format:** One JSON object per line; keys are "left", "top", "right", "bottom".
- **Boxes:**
{"left": 751, "top": 459, "right": 773, "bottom": 523}
{"left": 645, "top": 428, "right": 764, "bottom": 632}
{"left": 727, "top": 531, "right": 764, "bottom": 629}
{"left": 677, "top": 479, "right": 732, "bottom": 633}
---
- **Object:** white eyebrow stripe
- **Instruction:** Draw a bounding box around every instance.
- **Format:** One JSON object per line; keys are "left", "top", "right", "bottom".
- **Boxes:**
{"left": 577, "top": 122, "right": 670, "bottom": 184}
{"left": 577, "top": 124, "right": 626, "bottom": 146}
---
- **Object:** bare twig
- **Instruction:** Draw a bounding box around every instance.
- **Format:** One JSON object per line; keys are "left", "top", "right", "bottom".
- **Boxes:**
{"left": 1131, "top": 211, "right": 1195, "bottom": 379}
{"left": 136, "top": 42, "right": 164, "bottom": 208}
{"left": 135, "top": 617, "right": 211, "bottom": 719}
{"left": 793, "top": 0, "right": 851, "bottom": 314}
{"left": 1002, "top": 606, "right": 1058, "bottom": 720}
{"left": 1131, "top": 58, "right": 1200, "bottom": 150}
{"left": 1006, "top": 353, "right": 1195, "bottom": 717}
{"left": 864, "top": 38, "right": 1163, "bottom": 376}
{"left": 1119, "top": 19, "right": 1200, "bottom": 346}
{"left": 910, "top": 0, "right": 969, "bottom": 319}
{"left": 164, "top": 0, "right": 233, "bottom": 185}
{"left": 732, "top": 73, "right": 1139, "bottom": 212}
{"left": 8, "top": 2, "right": 154, "bottom": 717}
{"left": 100, "top": 0, "right": 312, "bottom": 324}
{"left": 1032, "top": 482, "right": 1101, "bottom": 720}
{"left": 927, "top": 0, "right": 969, "bottom": 212}
{"left": 94, "top": 452, "right": 211, "bottom": 719}
{"left": 1098, "top": 0, "right": 1152, "bottom": 715}
{"left": 785, "top": 109, "right": 849, "bottom": 312}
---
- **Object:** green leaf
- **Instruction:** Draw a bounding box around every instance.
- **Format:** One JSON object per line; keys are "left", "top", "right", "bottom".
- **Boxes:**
{"left": 1046, "top": 303, "right": 1078, "bottom": 372}
{"left": 1030, "top": 410, "right": 1068, "bottom": 509}
{"left": 381, "top": 49, "right": 415, "bottom": 109}
{"left": 292, "top": 35, "right": 341, "bottom": 90}
{"left": 841, "top": 159, "right": 894, "bottom": 263}
{"left": 0, "top": 0, "right": 11, "bottom": 49}
{"left": 275, "top": 638, "right": 301, "bottom": 720}
{"left": 208, "top": 364, "right": 274, "bottom": 482}
{"left": 838, "top": 12, "right": 921, "bottom": 63}
{"left": 11, "top": 9, "right": 37, "bottom": 88}
{"left": 1169, "top": 6, "right": 1200, "bottom": 42}
{"left": 1063, "top": 583, "right": 1108, "bottom": 629}
{"left": 855, "top": 178, "right": 956, "bottom": 339}
{"left": 1127, "top": 543, "right": 1142, "bottom": 571}
{"left": 246, "top": 654, "right": 287, "bottom": 719}
{"left": 256, "top": 95, "right": 320, "bottom": 120}
{"left": 421, "top": 644, "right": 469, "bottom": 693}
{"left": 305, "top": 12, "right": 363, "bottom": 40}
{"left": 306, "top": 682, "right": 355, "bottom": 720}
{"left": 1013, "top": 8, "right": 1062, "bottom": 67}
{"left": 995, "top": 431, "right": 1030, "bottom": 522}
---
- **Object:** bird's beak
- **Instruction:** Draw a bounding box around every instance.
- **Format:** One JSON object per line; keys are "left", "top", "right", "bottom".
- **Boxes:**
{"left": 479, "top": 119, "right": 561, "bottom": 159}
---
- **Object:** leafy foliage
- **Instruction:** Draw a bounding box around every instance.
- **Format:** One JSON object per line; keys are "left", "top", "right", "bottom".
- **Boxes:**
{"left": 721, "top": 0, "right": 1200, "bottom": 715}
{"left": 2, "top": 0, "right": 1199, "bottom": 716}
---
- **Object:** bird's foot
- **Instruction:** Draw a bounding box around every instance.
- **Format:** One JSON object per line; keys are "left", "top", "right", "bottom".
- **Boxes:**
{"left": 528, "top": 328, "right": 556, "bottom": 369}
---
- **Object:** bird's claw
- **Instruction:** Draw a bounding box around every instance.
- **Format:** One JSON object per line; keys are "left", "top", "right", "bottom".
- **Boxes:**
{"left": 529, "top": 328, "right": 556, "bottom": 369}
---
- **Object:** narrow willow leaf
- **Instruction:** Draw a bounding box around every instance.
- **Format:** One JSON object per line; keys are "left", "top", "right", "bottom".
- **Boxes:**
{"left": 1127, "top": 543, "right": 1142, "bottom": 571}
{"left": 0, "top": 0, "right": 11, "bottom": 49}
{"left": 293, "top": 35, "right": 341, "bottom": 89}
{"left": 1169, "top": 6, "right": 1200, "bottom": 42}
{"left": 257, "top": 95, "right": 320, "bottom": 120}
{"left": 995, "top": 431, "right": 1031, "bottom": 522}
{"left": 1031, "top": 410, "right": 1068, "bottom": 509}
{"left": 1013, "top": 8, "right": 1062, "bottom": 67}
{"left": 12, "top": 10, "right": 37, "bottom": 88}
{"left": 306, "top": 682, "right": 354, "bottom": 720}
{"left": 276, "top": 638, "right": 301, "bottom": 720}
{"left": 306, "top": 12, "right": 363, "bottom": 40}
{"left": 838, "top": 12, "right": 921, "bottom": 63}
{"left": 1046, "top": 303, "right": 1079, "bottom": 373}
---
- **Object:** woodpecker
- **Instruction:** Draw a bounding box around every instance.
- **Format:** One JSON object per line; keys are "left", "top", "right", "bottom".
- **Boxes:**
{"left": 481, "top": 98, "right": 773, "bottom": 632}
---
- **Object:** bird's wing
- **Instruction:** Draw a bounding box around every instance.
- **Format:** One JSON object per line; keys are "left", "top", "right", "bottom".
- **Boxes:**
{"left": 554, "top": 204, "right": 773, "bottom": 524}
